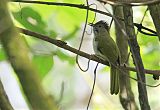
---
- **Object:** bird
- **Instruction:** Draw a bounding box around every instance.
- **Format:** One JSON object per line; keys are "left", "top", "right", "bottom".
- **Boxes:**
{"left": 90, "top": 20, "right": 121, "bottom": 95}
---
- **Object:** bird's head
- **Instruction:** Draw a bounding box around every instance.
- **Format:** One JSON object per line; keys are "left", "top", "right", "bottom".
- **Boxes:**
{"left": 89, "top": 20, "right": 109, "bottom": 35}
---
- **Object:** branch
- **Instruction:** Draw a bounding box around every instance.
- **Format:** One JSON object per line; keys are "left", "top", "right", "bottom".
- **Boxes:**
{"left": 97, "top": 0, "right": 160, "bottom": 6}
{"left": 134, "top": 23, "right": 157, "bottom": 36}
{"left": 12, "top": 0, "right": 123, "bottom": 20}
{"left": 148, "top": 4, "right": 160, "bottom": 40}
{"left": 17, "top": 27, "right": 160, "bottom": 76}
{"left": 12, "top": 0, "right": 159, "bottom": 39}
{"left": 123, "top": 6, "right": 150, "bottom": 110}
{"left": 113, "top": 6, "right": 138, "bottom": 110}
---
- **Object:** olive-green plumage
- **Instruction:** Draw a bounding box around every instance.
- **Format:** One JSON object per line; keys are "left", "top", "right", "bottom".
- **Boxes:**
{"left": 91, "top": 21, "right": 120, "bottom": 95}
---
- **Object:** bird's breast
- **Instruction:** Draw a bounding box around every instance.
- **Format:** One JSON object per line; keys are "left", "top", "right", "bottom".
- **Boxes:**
{"left": 93, "top": 36, "right": 107, "bottom": 60}
{"left": 93, "top": 37, "right": 99, "bottom": 54}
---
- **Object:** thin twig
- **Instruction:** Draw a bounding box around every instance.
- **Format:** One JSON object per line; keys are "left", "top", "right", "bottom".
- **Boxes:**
{"left": 136, "top": 7, "right": 148, "bottom": 36}
{"left": 76, "top": 0, "right": 90, "bottom": 72}
{"left": 87, "top": 63, "right": 99, "bottom": 110}
{"left": 134, "top": 23, "right": 157, "bottom": 36}
{"left": 12, "top": 0, "right": 122, "bottom": 20}
{"left": 12, "top": 0, "right": 159, "bottom": 38}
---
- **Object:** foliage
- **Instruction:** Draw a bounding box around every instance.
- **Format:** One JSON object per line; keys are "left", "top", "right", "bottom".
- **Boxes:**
{"left": 10, "top": 0, "right": 95, "bottom": 79}
{"left": 0, "top": 0, "right": 159, "bottom": 110}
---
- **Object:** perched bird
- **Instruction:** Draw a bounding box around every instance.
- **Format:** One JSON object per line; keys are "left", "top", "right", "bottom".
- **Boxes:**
{"left": 90, "top": 20, "right": 120, "bottom": 95}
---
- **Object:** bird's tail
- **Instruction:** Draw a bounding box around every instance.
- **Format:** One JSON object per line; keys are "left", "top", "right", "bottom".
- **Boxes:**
{"left": 110, "top": 64, "right": 119, "bottom": 95}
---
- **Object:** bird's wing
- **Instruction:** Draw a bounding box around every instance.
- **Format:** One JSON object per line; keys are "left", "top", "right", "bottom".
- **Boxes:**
{"left": 97, "top": 35, "right": 120, "bottom": 64}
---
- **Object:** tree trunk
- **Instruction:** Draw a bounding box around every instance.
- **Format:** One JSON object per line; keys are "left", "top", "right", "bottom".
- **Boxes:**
{"left": 0, "top": 1, "right": 58, "bottom": 110}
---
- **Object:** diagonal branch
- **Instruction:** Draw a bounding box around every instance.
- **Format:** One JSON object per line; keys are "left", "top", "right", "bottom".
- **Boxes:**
{"left": 123, "top": 6, "right": 150, "bottom": 110}
{"left": 17, "top": 27, "right": 160, "bottom": 76}
{"left": 113, "top": 6, "right": 138, "bottom": 110}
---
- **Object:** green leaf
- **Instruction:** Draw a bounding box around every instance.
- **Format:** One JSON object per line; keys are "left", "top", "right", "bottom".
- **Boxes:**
{"left": 142, "top": 51, "right": 160, "bottom": 69}
{"left": 12, "top": 7, "right": 46, "bottom": 34}
{"left": 32, "top": 55, "right": 54, "bottom": 79}
{"left": 0, "top": 48, "right": 6, "bottom": 61}
{"left": 56, "top": 50, "right": 75, "bottom": 65}
{"left": 56, "top": 5, "right": 94, "bottom": 32}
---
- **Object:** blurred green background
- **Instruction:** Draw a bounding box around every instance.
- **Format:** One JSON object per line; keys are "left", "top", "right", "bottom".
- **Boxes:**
{"left": 0, "top": 0, "right": 160, "bottom": 110}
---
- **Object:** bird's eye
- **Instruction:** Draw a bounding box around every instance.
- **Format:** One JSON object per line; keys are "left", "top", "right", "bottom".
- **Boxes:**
{"left": 99, "top": 25, "right": 101, "bottom": 28}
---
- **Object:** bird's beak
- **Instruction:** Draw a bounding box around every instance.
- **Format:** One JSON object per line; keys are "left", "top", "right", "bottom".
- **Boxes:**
{"left": 88, "top": 23, "right": 94, "bottom": 26}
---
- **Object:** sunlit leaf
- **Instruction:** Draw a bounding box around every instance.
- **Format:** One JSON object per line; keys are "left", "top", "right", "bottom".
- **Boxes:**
{"left": 12, "top": 7, "right": 46, "bottom": 34}
{"left": 56, "top": 5, "right": 94, "bottom": 32}
{"left": 32, "top": 55, "right": 54, "bottom": 79}
{"left": 0, "top": 49, "right": 6, "bottom": 61}
{"left": 138, "top": 33, "right": 158, "bottom": 46}
{"left": 142, "top": 51, "right": 160, "bottom": 69}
